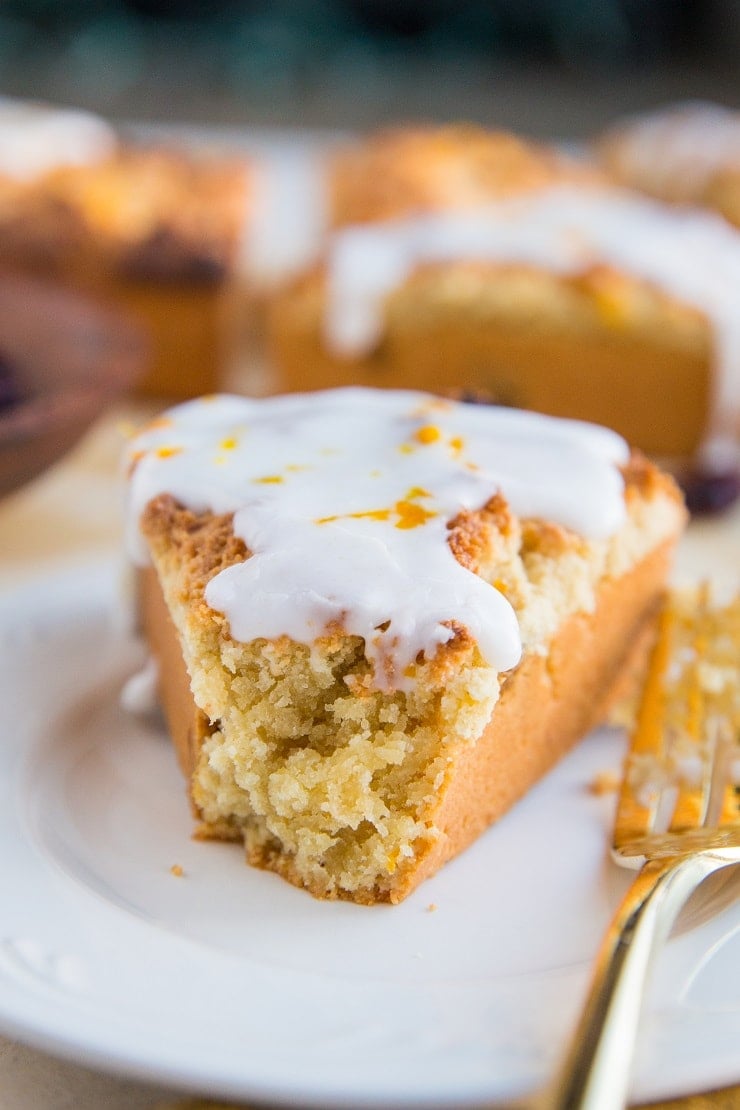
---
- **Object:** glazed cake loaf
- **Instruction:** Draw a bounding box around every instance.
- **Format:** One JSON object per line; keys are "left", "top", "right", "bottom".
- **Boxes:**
{"left": 0, "top": 97, "right": 251, "bottom": 398}
{"left": 126, "top": 388, "right": 686, "bottom": 904}
{"left": 598, "top": 102, "right": 740, "bottom": 229}
{"left": 268, "top": 125, "right": 740, "bottom": 461}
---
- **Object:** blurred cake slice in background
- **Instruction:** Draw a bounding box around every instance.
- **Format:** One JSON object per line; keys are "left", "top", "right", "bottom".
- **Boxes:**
{"left": 268, "top": 124, "right": 740, "bottom": 463}
{"left": 0, "top": 97, "right": 252, "bottom": 399}
{"left": 597, "top": 102, "right": 740, "bottom": 229}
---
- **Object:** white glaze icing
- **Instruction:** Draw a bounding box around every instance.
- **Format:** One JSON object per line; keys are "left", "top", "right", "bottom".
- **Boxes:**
{"left": 609, "top": 102, "right": 740, "bottom": 199}
{"left": 120, "top": 656, "right": 160, "bottom": 715}
{"left": 323, "top": 185, "right": 740, "bottom": 432}
{"left": 240, "top": 144, "right": 329, "bottom": 284}
{"left": 0, "top": 97, "right": 116, "bottom": 182}
{"left": 126, "top": 389, "right": 629, "bottom": 690}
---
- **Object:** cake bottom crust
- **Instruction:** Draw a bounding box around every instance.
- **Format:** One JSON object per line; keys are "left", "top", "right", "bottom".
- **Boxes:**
{"left": 140, "top": 538, "right": 672, "bottom": 903}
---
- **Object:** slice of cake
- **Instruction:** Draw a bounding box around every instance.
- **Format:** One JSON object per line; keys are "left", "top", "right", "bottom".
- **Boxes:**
{"left": 126, "top": 388, "right": 686, "bottom": 904}
{"left": 0, "top": 97, "right": 251, "bottom": 399}
{"left": 268, "top": 124, "right": 740, "bottom": 461}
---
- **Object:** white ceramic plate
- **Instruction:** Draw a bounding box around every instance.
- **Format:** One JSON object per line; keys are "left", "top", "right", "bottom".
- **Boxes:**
{"left": 1, "top": 558, "right": 740, "bottom": 1109}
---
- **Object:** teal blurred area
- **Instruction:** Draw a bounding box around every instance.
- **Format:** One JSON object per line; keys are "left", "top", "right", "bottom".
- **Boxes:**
{"left": 0, "top": 0, "right": 737, "bottom": 135}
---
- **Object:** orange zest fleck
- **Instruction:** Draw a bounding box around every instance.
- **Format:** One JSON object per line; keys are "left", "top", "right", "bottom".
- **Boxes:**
{"left": 394, "top": 500, "right": 437, "bottom": 530}
{"left": 155, "top": 445, "right": 183, "bottom": 459}
{"left": 254, "top": 475, "right": 284, "bottom": 484}
{"left": 358, "top": 509, "right": 391, "bottom": 522}
{"left": 414, "top": 424, "right": 441, "bottom": 445}
{"left": 219, "top": 436, "right": 238, "bottom": 451}
{"left": 449, "top": 435, "right": 464, "bottom": 454}
{"left": 317, "top": 508, "right": 391, "bottom": 525}
{"left": 317, "top": 488, "right": 437, "bottom": 530}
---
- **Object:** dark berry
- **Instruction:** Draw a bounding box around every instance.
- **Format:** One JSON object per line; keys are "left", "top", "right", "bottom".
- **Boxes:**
{"left": 680, "top": 467, "right": 740, "bottom": 515}
{"left": 456, "top": 390, "right": 494, "bottom": 405}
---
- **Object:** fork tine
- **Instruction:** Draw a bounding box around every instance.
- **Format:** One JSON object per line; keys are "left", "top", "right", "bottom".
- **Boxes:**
{"left": 707, "top": 718, "right": 738, "bottom": 827}
{"left": 712, "top": 594, "right": 740, "bottom": 828}
{"left": 613, "top": 600, "right": 675, "bottom": 850}
{"left": 666, "top": 582, "right": 712, "bottom": 833}
{"left": 666, "top": 585, "right": 740, "bottom": 834}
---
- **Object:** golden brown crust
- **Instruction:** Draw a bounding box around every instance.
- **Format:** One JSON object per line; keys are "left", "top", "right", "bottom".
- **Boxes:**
{"left": 142, "top": 494, "right": 250, "bottom": 595}
{"left": 330, "top": 124, "right": 602, "bottom": 226}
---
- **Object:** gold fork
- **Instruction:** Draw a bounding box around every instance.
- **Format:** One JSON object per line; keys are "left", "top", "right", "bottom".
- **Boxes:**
{"left": 542, "top": 585, "right": 740, "bottom": 1110}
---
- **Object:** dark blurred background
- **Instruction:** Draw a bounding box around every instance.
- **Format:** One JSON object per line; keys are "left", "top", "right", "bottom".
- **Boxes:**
{"left": 0, "top": 0, "right": 738, "bottom": 136}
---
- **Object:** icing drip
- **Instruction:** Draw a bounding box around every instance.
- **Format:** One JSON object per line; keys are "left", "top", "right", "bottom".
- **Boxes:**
{"left": 324, "top": 185, "right": 740, "bottom": 432}
{"left": 120, "top": 657, "right": 160, "bottom": 716}
{"left": 126, "top": 389, "right": 629, "bottom": 691}
{"left": 240, "top": 143, "right": 329, "bottom": 285}
{"left": 0, "top": 97, "right": 116, "bottom": 182}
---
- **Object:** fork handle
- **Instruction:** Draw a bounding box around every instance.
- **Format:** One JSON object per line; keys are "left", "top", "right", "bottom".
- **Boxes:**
{"left": 540, "top": 847, "right": 740, "bottom": 1110}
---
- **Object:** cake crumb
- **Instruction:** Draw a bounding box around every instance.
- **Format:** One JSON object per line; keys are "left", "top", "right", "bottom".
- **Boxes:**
{"left": 427, "top": 902, "right": 438, "bottom": 913}
{"left": 170, "top": 864, "right": 185, "bottom": 877}
{"left": 588, "top": 770, "right": 620, "bottom": 795}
